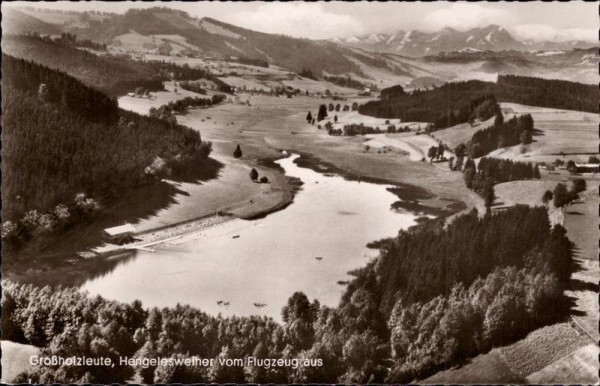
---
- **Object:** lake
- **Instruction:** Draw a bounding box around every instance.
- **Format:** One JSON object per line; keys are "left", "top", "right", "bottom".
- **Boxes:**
{"left": 81, "top": 154, "right": 419, "bottom": 321}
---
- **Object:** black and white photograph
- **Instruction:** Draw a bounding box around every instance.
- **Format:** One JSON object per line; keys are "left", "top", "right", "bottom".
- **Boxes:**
{"left": 1, "top": 1, "right": 598, "bottom": 384}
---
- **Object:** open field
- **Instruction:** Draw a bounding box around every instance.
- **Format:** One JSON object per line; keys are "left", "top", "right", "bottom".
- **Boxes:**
{"left": 431, "top": 116, "right": 496, "bottom": 149}
{"left": 118, "top": 80, "right": 226, "bottom": 114}
{"left": 498, "top": 322, "right": 592, "bottom": 378}
{"left": 423, "top": 349, "right": 525, "bottom": 383}
{"left": 488, "top": 103, "right": 597, "bottom": 163}
{"left": 526, "top": 344, "right": 599, "bottom": 383}
{"left": 110, "top": 31, "right": 195, "bottom": 55}
{"left": 218, "top": 74, "right": 358, "bottom": 95}
{"left": 492, "top": 179, "right": 565, "bottom": 224}
{"left": 115, "top": 86, "right": 479, "bottom": 247}
{"left": 424, "top": 322, "right": 597, "bottom": 384}
{"left": 1, "top": 341, "right": 40, "bottom": 383}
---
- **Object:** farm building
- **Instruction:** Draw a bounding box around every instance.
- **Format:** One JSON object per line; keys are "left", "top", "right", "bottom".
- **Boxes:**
{"left": 104, "top": 223, "right": 136, "bottom": 243}
{"left": 574, "top": 163, "right": 599, "bottom": 173}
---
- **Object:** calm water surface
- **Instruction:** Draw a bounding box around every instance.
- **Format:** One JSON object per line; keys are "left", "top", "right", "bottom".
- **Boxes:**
{"left": 81, "top": 155, "right": 418, "bottom": 321}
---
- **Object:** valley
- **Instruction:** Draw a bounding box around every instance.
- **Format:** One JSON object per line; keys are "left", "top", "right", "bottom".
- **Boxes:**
{"left": 1, "top": 3, "right": 597, "bottom": 384}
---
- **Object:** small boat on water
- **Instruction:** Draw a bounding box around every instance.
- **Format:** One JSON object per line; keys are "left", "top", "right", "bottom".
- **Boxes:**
{"left": 233, "top": 235, "right": 240, "bottom": 239}
{"left": 315, "top": 256, "right": 323, "bottom": 261}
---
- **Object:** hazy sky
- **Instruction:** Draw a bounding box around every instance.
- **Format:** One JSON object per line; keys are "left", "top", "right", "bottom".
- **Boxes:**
{"left": 7, "top": 1, "right": 598, "bottom": 41}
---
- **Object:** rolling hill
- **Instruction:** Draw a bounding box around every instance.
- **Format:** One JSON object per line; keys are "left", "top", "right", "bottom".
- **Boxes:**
{"left": 1, "top": 7, "right": 61, "bottom": 35}
{"left": 1, "top": 35, "right": 226, "bottom": 96}
{"left": 3, "top": 5, "right": 596, "bottom": 89}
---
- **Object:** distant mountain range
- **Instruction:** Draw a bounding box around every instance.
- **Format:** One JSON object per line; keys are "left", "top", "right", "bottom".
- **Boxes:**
{"left": 333, "top": 25, "right": 596, "bottom": 56}
{"left": 3, "top": 6, "right": 597, "bottom": 86}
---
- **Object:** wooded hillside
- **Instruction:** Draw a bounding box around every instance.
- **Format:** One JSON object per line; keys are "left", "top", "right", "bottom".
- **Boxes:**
{"left": 1, "top": 55, "right": 212, "bottom": 235}
{"left": 2, "top": 206, "right": 573, "bottom": 383}
{"left": 359, "top": 75, "right": 597, "bottom": 123}
{"left": 2, "top": 35, "right": 225, "bottom": 96}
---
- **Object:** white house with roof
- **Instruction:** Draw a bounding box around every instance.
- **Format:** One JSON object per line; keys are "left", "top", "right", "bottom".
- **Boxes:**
{"left": 104, "top": 223, "right": 135, "bottom": 242}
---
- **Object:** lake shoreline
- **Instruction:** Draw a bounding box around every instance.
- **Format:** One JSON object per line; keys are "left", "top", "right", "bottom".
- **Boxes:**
{"left": 99, "top": 151, "right": 467, "bottom": 255}
{"left": 3, "top": 148, "right": 468, "bottom": 289}
{"left": 292, "top": 151, "right": 466, "bottom": 219}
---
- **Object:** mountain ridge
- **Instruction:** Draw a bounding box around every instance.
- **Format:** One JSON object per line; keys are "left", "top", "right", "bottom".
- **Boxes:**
{"left": 336, "top": 25, "right": 596, "bottom": 56}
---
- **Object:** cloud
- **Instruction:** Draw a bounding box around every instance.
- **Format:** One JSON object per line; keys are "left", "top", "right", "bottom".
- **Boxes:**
{"left": 227, "top": 3, "right": 364, "bottom": 39}
{"left": 423, "top": 3, "right": 514, "bottom": 31}
{"left": 511, "top": 24, "right": 596, "bottom": 42}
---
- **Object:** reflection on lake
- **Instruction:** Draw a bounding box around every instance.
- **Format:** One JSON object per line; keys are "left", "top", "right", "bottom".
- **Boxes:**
{"left": 81, "top": 155, "right": 419, "bottom": 321}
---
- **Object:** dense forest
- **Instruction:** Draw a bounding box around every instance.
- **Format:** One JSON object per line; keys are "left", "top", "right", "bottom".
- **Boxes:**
{"left": 2, "top": 205, "right": 573, "bottom": 383}
{"left": 361, "top": 83, "right": 501, "bottom": 130}
{"left": 326, "top": 123, "right": 410, "bottom": 137}
{"left": 467, "top": 113, "right": 535, "bottom": 157}
{"left": 149, "top": 94, "right": 226, "bottom": 119}
{"left": 463, "top": 157, "right": 540, "bottom": 203}
{"left": 179, "top": 80, "right": 208, "bottom": 94}
{"left": 495, "top": 75, "right": 597, "bottom": 112}
{"left": 1, "top": 55, "right": 213, "bottom": 246}
{"left": 359, "top": 75, "right": 597, "bottom": 123}
{"left": 233, "top": 56, "right": 269, "bottom": 68}
{"left": 323, "top": 75, "right": 368, "bottom": 90}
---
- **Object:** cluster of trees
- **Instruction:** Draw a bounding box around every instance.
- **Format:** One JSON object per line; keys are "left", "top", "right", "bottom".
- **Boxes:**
{"left": 232, "top": 56, "right": 269, "bottom": 68}
{"left": 332, "top": 123, "right": 382, "bottom": 137}
{"left": 146, "top": 61, "right": 233, "bottom": 94}
{"left": 467, "top": 113, "right": 534, "bottom": 158}
{"left": 249, "top": 168, "right": 269, "bottom": 184}
{"left": 2, "top": 55, "right": 213, "bottom": 247}
{"left": 299, "top": 68, "right": 319, "bottom": 80}
{"left": 323, "top": 75, "right": 368, "bottom": 90}
{"left": 2, "top": 193, "right": 100, "bottom": 248}
{"left": 328, "top": 103, "right": 342, "bottom": 112}
{"left": 362, "top": 84, "right": 502, "bottom": 130}
{"left": 54, "top": 32, "right": 107, "bottom": 51}
{"left": 359, "top": 81, "right": 495, "bottom": 122}
{"left": 496, "top": 75, "right": 597, "bottom": 113}
{"left": 1, "top": 281, "right": 286, "bottom": 383}
{"left": 178, "top": 80, "right": 207, "bottom": 95}
{"left": 548, "top": 179, "right": 586, "bottom": 208}
{"left": 359, "top": 75, "right": 596, "bottom": 123}
{"left": 388, "top": 265, "right": 564, "bottom": 381}
{"left": 433, "top": 95, "right": 499, "bottom": 130}
{"left": 427, "top": 142, "right": 447, "bottom": 162}
{"left": 149, "top": 94, "right": 226, "bottom": 119}
{"left": 2, "top": 204, "right": 573, "bottom": 383}
{"left": 463, "top": 157, "right": 540, "bottom": 205}
{"left": 380, "top": 85, "right": 405, "bottom": 101}
{"left": 387, "top": 125, "right": 411, "bottom": 134}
